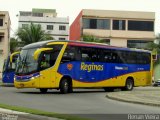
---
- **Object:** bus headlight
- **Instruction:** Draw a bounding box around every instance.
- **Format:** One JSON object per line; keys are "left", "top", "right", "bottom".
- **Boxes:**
{"left": 31, "top": 77, "right": 35, "bottom": 80}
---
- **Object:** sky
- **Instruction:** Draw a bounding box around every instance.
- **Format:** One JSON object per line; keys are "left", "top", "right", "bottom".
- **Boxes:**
{"left": 0, "top": 0, "right": 160, "bottom": 37}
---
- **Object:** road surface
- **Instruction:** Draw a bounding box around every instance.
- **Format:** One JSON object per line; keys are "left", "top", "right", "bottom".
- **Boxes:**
{"left": 0, "top": 87, "right": 160, "bottom": 120}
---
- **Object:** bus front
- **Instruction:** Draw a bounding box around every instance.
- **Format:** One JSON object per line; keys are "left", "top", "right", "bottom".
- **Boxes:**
{"left": 14, "top": 42, "right": 65, "bottom": 90}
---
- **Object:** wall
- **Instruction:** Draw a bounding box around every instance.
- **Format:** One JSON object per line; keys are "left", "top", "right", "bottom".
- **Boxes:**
{"left": 70, "top": 11, "right": 82, "bottom": 40}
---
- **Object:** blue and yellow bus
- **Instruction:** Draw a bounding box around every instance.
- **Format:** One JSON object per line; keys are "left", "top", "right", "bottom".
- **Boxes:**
{"left": 2, "top": 52, "right": 19, "bottom": 85}
{"left": 14, "top": 40, "right": 152, "bottom": 93}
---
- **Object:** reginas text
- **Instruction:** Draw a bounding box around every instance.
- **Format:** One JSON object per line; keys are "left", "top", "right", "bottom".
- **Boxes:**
{"left": 80, "top": 62, "right": 103, "bottom": 72}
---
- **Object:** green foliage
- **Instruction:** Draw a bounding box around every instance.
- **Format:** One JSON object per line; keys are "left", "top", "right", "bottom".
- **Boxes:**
{"left": 16, "top": 23, "right": 54, "bottom": 45}
{"left": 10, "top": 37, "right": 25, "bottom": 53}
{"left": 0, "top": 103, "right": 90, "bottom": 120}
{"left": 82, "top": 34, "right": 107, "bottom": 43}
{"left": 147, "top": 33, "right": 160, "bottom": 54}
{"left": 10, "top": 37, "right": 19, "bottom": 53}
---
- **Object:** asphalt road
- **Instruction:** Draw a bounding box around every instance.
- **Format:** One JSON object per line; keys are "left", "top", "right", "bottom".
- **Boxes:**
{"left": 0, "top": 87, "right": 160, "bottom": 120}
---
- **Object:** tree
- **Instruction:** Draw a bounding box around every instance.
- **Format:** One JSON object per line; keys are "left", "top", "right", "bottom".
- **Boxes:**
{"left": 147, "top": 33, "right": 160, "bottom": 54}
{"left": 82, "top": 34, "right": 107, "bottom": 43}
{"left": 10, "top": 37, "right": 24, "bottom": 53}
{"left": 10, "top": 37, "right": 19, "bottom": 53}
{"left": 16, "top": 23, "right": 54, "bottom": 45}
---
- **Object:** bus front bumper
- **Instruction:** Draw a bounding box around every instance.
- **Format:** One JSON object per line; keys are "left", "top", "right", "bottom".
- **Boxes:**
{"left": 14, "top": 79, "right": 38, "bottom": 88}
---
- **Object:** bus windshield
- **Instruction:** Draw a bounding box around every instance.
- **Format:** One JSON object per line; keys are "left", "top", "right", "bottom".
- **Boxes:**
{"left": 15, "top": 44, "right": 63, "bottom": 75}
{"left": 2, "top": 59, "right": 7, "bottom": 73}
{"left": 15, "top": 48, "right": 38, "bottom": 75}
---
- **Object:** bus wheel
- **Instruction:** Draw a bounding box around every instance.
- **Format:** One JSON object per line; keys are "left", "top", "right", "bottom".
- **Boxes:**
{"left": 123, "top": 79, "right": 134, "bottom": 91}
{"left": 68, "top": 83, "right": 73, "bottom": 93}
{"left": 40, "top": 88, "right": 48, "bottom": 93}
{"left": 60, "top": 79, "right": 69, "bottom": 94}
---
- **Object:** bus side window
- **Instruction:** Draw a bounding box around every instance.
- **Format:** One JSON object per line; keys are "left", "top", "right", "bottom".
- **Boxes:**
{"left": 81, "top": 53, "right": 89, "bottom": 61}
{"left": 99, "top": 49, "right": 110, "bottom": 63}
{"left": 61, "top": 46, "right": 78, "bottom": 63}
{"left": 40, "top": 53, "right": 51, "bottom": 70}
{"left": 80, "top": 47, "right": 98, "bottom": 62}
{"left": 137, "top": 53, "right": 150, "bottom": 64}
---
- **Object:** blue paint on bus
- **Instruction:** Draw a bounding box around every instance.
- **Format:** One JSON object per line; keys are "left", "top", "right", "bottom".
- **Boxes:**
{"left": 58, "top": 61, "right": 150, "bottom": 82}
{"left": 2, "top": 54, "right": 18, "bottom": 84}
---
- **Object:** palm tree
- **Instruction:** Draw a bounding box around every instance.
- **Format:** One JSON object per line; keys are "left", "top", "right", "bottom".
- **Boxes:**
{"left": 16, "top": 23, "right": 54, "bottom": 45}
{"left": 10, "top": 37, "right": 19, "bottom": 53}
{"left": 10, "top": 37, "right": 24, "bottom": 53}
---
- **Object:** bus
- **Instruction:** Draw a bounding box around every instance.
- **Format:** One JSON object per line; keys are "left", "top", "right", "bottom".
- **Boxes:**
{"left": 2, "top": 52, "right": 19, "bottom": 85}
{"left": 14, "top": 40, "right": 152, "bottom": 93}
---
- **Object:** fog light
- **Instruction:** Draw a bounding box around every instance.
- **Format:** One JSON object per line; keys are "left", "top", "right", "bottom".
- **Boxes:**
{"left": 19, "top": 83, "right": 24, "bottom": 87}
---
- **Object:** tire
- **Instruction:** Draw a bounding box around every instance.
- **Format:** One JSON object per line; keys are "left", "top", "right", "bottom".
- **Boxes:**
{"left": 153, "top": 84, "right": 158, "bottom": 87}
{"left": 68, "top": 84, "right": 73, "bottom": 93}
{"left": 103, "top": 87, "right": 114, "bottom": 92}
{"left": 60, "top": 79, "right": 69, "bottom": 94}
{"left": 122, "top": 79, "right": 134, "bottom": 91}
{"left": 40, "top": 88, "right": 48, "bottom": 93}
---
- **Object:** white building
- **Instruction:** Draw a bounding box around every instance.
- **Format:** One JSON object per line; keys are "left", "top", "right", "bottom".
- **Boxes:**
{"left": 0, "top": 11, "right": 10, "bottom": 78}
{"left": 18, "top": 8, "right": 69, "bottom": 40}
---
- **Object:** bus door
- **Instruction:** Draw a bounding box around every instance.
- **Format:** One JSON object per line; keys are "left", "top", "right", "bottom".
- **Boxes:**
{"left": 39, "top": 52, "right": 53, "bottom": 88}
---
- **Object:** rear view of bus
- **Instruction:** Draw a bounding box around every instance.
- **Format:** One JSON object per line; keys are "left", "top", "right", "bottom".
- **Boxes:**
{"left": 2, "top": 52, "right": 19, "bottom": 85}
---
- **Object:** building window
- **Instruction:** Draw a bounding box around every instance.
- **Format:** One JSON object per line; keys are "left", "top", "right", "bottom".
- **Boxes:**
{"left": 59, "top": 25, "right": 66, "bottom": 30}
{"left": 32, "top": 13, "right": 43, "bottom": 17}
{"left": 22, "top": 24, "right": 28, "bottom": 28}
{"left": 113, "top": 20, "right": 125, "bottom": 30}
{"left": 97, "top": 19, "right": 110, "bottom": 29}
{"left": 128, "top": 20, "right": 154, "bottom": 31}
{"left": 47, "top": 25, "right": 53, "bottom": 30}
{"left": 90, "top": 19, "right": 97, "bottom": 29}
{"left": 0, "top": 19, "right": 3, "bottom": 26}
{"left": 20, "top": 12, "right": 32, "bottom": 16}
{"left": 83, "top": 18, "right": 110, "bottom": 29}
{"left": 83, "top": 19, "right": 90, "bottom": 28}
{"left": 127, "top": 40, "right": 153, "bottom": 49}
{"left": 0, "top": 36, "right": 3, "bottom": 42}
{"left": 59, "top": 38, "right": 66, "bottom": 40}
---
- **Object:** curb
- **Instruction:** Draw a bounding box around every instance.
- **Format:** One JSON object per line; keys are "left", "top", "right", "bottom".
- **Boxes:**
{"left": 0, "top": 112, "right": 61, "bottom": 120}
{"left": 106, "top": 93, "right": 160, "bottom": 107}
{"left": 0, "top": 108, "right": 61, "bottom": 120}
{"left": 18, "top": 113, "right": 61, "bottom": 120}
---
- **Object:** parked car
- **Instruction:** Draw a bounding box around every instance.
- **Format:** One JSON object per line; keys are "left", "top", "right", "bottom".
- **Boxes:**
{"left": 153, "top": 80, "right": 160, "bottom": 86}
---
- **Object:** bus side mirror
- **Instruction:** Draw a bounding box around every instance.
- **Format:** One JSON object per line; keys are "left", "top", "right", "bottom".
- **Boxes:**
{"left": 152, "top": 54, "right": 157, "bottom": 61}
{"left": 10, "top": 51, "right": 20, "bottom": 63}
{"left": 33, "top": 48, "right": 53, "bottom": 61}
{"left": 152, "top": 49, "right": 157, "bottom": 61}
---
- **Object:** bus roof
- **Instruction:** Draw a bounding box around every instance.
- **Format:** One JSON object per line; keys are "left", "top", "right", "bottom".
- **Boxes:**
{"left": 22, "top": 40, "right": 151, "bottom": 53}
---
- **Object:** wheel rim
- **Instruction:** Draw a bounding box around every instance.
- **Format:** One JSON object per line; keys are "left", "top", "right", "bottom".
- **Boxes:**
{"left": 64, "top": 82, "right": 68, "bottom": 91}
{"left": 127, "top": 81, "right": 132, "bottom": 90}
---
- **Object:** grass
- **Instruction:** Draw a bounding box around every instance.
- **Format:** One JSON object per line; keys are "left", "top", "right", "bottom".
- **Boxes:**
{"left": 0, "top": 81, "right": 3, "bottom": 86}
{"left": 0, "top": 103, "right": 90, "bottom": 120}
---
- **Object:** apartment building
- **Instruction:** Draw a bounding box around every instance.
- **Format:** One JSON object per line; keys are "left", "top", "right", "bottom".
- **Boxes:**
{"left": 18, "top": 8, "right": 69, "bottom": 40}
{"left": 70, "top": 9, "right": 155, "bottom": 49}
{"left": 0, "top": 11, "right": 10, "bottom": 77}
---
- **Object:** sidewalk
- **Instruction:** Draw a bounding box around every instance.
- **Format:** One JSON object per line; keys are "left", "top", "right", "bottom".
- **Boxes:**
{"left": 0, "top": 108, "right": 61, "bottom": 120}
{"left": 106, "top": 86, "right": 160, "bottom": 107}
